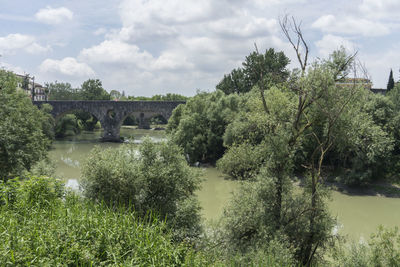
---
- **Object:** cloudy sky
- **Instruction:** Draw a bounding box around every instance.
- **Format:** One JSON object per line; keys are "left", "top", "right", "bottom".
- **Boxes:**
{"left": 1, "top": 0, "right": 399, "bottom": 96}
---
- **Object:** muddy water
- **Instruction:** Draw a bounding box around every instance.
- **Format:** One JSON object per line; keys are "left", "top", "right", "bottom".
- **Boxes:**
{"left": 49, "top": 127, "right": 400, "bottom": 241}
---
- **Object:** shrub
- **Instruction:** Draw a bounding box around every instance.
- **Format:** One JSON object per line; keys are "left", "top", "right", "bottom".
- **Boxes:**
{"left": 81, "top": 138, "right": 202, "bottom": 241}
{"left": 0, "top": 176, "right": 64, "bottom": 209}
{"left": 331, "top": 226, "right": 400, "bottom": 266}
{"left": 217, "top": 142, "right": 265, "bottom": 180}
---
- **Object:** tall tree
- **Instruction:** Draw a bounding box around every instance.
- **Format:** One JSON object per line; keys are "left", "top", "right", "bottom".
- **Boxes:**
{"left": 0, "top": 70, "right": 50, "bottom": 180}
{"left": 47, "top": 81, "right": 78, "bottom": 100}
{"left": 387, "top": 69, "right": 395, "bottom": 91}
{"left": 80, "top": 79, "right": 110, "bottom": 100}
{"left": 216, "top": 48, "right": 290, "bottom": 95}
{"left": 216, "top": 68, "right": 248, "bottom": 94}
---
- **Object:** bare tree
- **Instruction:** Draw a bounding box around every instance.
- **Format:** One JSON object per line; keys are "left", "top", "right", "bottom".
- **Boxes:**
{"left": 279, "top": 15, "right": 360, "bottom": 266}
{"left": 279, "top": 15, "right": 309, "bottom": 73}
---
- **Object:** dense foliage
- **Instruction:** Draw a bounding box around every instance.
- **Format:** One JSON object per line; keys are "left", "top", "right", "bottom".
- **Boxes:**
{"left": 81, "top": 139, "right": 202, "bottom": 242}
{"left": 331, "top": 226, "right": 400, "bottom": 266}
{"left": 0, "top": 176, "right": 204, "bottom": 266}
{"left": 127, "top": 93, "right": 188, "bottom": 101}
{"left": 47, "top": 81, "right": 79, "bottom": 100}
{"left": 0, "top": 70, "right": 51, "bottom": 180}
{"left": 167, "top": 91, "right": 241, "bottom": 163}
{"left": 169, "top": 46, "right": 400, "bottom": 265}
{"left": 216, "top": 48, "right": 290, "bottom": 94}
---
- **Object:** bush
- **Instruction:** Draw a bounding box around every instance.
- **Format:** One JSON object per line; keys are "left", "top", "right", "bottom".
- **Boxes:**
{"left": 331, "top": 226, "right": 400, "bottom": 267}
{"left": 81, "top": 138, "right": 202, "bottom": 241}
{"left": 0, "top": 176, "right": 64, "bottom": 209}
{"left": 217, "top": 142, "right": 265, "bottom": 180}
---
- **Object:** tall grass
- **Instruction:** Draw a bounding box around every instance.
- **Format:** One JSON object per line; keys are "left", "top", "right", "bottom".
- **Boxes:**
{"left": 0, "top": 176, "right": 199, "bottom": 266}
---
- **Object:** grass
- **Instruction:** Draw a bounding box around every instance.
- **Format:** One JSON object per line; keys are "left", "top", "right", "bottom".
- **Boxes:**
{"left": 0, "top": 176, "right": 198, "bottom": 266}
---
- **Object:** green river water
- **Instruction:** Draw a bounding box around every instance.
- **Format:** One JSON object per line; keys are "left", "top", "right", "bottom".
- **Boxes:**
{"left": 49, "top": 127, "right": 400, "bottom": 241}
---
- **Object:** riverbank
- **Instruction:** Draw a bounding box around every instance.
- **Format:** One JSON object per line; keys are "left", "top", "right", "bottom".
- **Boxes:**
{"left": 329, "top": 181, "right": 400, "bottom": 198}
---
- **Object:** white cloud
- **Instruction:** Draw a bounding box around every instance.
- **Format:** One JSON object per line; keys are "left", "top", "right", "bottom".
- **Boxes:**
{"left": 25, "top": 43, "right": 51, "bottom": 54}
{"left": 152, "top": 51, "right": 194, "bottom": 71}
{"left": 39, "top": 57, "right": 95, "bottom": 77}
{"left": 79, "top": 40, "right": 154, "bottom": 67}
{"left": 360, "top": 46, "right": 400, "bottom": 88}
{"left": 315, "top": 34, "right": 356, "bottom": 57}
{"left": 119, "top": 0, "right": 217, "bottom": 26}
{"left": 0, "top": 62, "right": 25, "bottom": 75}
{"left": 360, "top": 0, "right": 400, "bottom": 18}
{"left": 35, "top": 6, "right": 73, "bottom": 25}
{"left": 312, "top": 14, "right": 390, "bottom": 37}
{"left": 0, "top": 33, "right": 49, "bottom": 54}
{"left": 116, "top": 0, "right": 234, "bottom": 42}
{"left": 207, "top": 16, "right": 278, "bottom": 38}
{"left": 93, "top": 28, "right": 107, "bottom": 36}
{"left": 80, "top": 39, "right": 195, "bottom": 72}
{"left": 0, "top": 34, "right": 34, "bottom": 51}
{"left": 251, "top": 0, "right": 307, "bottom": 8}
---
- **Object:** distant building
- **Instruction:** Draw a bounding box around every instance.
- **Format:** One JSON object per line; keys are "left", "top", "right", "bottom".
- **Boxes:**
{"left": 336, "top": 78, "right": 373, "bottom": 90}
{"left": 15, "top": 74, "right": 47, "bottom": 101}
{"left": 336, "top": 78, "right": 387, "bottom": 95}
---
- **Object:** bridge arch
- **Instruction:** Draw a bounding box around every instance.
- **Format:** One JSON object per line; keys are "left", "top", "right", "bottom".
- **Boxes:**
{"left": 53, "top": 108, "right": 103, "bottom": 137}
{"left": 33, "top": 100, "right": 185, "bottom": 142}
{"left": 119, "top": 110, "right": 169, "bottom": 130}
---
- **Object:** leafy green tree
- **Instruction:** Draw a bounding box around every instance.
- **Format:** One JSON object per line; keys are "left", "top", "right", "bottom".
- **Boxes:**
{"left": 47, "top": 81, "right": 79, "bottom": 100}
{"left": 216, "top": 68, "right": 249, "bottom": 94}
{"left": 39, "top": 103, "right": 55, "bottom": 142}
{"left": 220, "top": 44, "right": 387, "bottom": 264}
{"left": 387, "top": 69, "right": 395, "bottom": 91}
{"left": 216, "top": 48, "right": 290, "bottom": 95}
{"left": 243, "top": 48, "right": 290, "bottom": 89}
{"left": 110, "top": 89, "right": 121, "bottom": 100}
{"left": 127, "top": 93, "right": 188, "bottom": 101}
{"left": 167, "top": 91, "right": 241, "bottom": 164}
{"left": 80, "top": 79, "right": 110, "bottom": 100}
{"left": 81, "top": 139, "right": 202, "bottom": 242}
{"left": 0, "top": 70, "right": 50, "bottom": 180}
{"left": 66, "top": 79, "right": 108, "bottom": 132}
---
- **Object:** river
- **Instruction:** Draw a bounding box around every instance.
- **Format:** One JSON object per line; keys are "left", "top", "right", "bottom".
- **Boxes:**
{"left": 49, "top": 127, "right": 400, "bottom": 241}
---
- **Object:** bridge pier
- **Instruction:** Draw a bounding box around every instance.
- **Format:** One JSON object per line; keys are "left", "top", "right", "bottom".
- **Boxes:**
{"left": 100, "top": 112, "right": 123, "bottom": 142}
{"left": 101, "top": 127, "right": 122, "bottom": 142}
{"left": 138, "top": 113, "right": 151, "bottom": 129}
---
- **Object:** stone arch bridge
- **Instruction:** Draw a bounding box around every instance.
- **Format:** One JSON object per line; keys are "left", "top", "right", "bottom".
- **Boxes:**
{"left": 33, "top": 100, "right": 185, "bottom": 142}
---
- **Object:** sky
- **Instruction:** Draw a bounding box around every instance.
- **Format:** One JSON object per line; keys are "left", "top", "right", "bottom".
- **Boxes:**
{"left": 1, "top": 0, "right": 400, "bottom": 96}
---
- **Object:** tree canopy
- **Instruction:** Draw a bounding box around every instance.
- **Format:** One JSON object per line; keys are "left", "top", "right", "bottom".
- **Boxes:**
{"left": 216, "top": 48, "right": 290, "bottom": 94}
{"left": 0, "top": 70, "right": 50, "bottom": 180}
